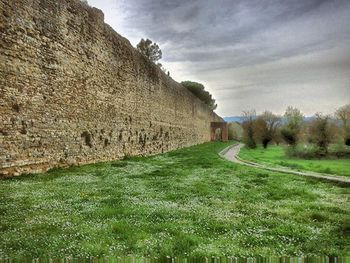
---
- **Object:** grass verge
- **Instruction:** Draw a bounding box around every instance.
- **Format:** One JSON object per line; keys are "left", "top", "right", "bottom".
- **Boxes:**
{"left": 239, "top": 145, "right": 350, "bottom": 177}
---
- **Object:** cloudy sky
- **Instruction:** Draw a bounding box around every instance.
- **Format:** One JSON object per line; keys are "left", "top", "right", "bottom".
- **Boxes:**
{"left": 88, "top": 0, "right": 350, "bottom": 117}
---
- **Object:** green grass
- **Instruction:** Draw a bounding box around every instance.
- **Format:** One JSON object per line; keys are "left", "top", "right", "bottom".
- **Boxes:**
{"left": 239, "top": 145, "right": 350, "bottom": 177}
{"left": 0, "top": 141, "right": 349, "bottom": 258}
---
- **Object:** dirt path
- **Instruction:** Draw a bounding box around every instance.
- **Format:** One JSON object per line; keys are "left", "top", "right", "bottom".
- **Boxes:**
{"left": 219, "top": 143, "right": 350, "bottom": 186}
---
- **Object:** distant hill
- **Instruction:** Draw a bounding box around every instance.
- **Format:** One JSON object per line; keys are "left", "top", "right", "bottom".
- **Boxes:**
{"left": 223, "top": 116, "right": 244, "bottom": 123}
{"left": 223, "top": 116, "right": 317, "bottom": 123}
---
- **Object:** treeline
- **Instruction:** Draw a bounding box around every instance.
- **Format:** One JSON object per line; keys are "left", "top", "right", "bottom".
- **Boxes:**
{"left": 229, "top": 104, "right": 350, "bottom": 158}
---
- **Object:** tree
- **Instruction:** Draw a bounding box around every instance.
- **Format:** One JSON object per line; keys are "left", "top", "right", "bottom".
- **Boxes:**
{"left": 136, "top": 38, "right": 162, "bottom": 64}
{"left": 241, "top": 110, "right": 257, "bottom": 149}
{"left": 255, "top": 111, "right": 281, "bottom": 148}
{"left": 335, "top": 104, "right": 350, "bottom": 145}
{"left": 228, "top": 122, "right": 243, "bottom": 141}
{"left": 309, "top": 113, "right": 334, "bottom": 155}
{"left": 181, "top": 81, "right": 217, "bottom": 110}
{"left": 281, "top": 106, "right": 304, "bottom": 146}
{"left": 273, "top": 126, "right": 283, "bottom": 146}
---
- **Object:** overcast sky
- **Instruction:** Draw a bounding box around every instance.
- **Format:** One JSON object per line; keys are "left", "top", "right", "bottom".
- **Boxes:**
{"left": 88, "top": 0, "right": 350, "bottom": 116}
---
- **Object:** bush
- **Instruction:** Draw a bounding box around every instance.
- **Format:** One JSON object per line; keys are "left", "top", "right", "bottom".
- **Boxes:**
{"left": 246, "top": 137, "right": 257, "bottom": 149}
{"left": 329, "top": 144, "right": 350, "bottom": 158}
{"left": 286, "top": 144, "right": 350, "bottom": 159}
{"left": 286, "top": 144, "right": 322, "bottom": 159}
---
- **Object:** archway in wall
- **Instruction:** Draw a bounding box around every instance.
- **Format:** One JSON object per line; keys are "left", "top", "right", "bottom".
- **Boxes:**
{"left": 210, "top": 122, "right": 228, "bottom": 141}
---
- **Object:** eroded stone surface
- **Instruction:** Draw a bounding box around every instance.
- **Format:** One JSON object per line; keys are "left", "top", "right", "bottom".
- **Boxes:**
{"left": 0, "top": 0, "right": 223, "bottom": 176}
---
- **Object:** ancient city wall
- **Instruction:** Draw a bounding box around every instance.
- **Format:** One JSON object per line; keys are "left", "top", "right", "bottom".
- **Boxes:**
{"left": 0, "top": 0, "right": 223, "bottom": 176}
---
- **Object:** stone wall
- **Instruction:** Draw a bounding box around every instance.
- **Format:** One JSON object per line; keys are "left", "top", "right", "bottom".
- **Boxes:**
{"left": 0, "top": 0, "right": 223, "bottom": 176}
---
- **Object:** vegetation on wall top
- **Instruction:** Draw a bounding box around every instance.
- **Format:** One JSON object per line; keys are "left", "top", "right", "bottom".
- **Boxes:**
{"left": 181, "top": 81, "right": 217, "bottom": 111}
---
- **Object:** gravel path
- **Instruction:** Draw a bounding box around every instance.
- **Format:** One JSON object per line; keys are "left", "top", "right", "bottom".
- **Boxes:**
{"left": 219, "top": 143, "right": 350, "bottom": 186}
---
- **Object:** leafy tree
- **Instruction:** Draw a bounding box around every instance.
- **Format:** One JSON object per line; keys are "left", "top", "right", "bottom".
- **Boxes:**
{"left": 255, "top": 111, "right": 282, "bottom": 148}
{"left": 309, "top": 113, "right": 334, "bottom": 155}
{"left": 335, "top": 104, "right": 350, "bottom": 145}
{"left": 281, "top": 106, "right": 304, "bottom": 146}
{"left": 241, "top": 110, "right": 257, "bottom": 149}
{"left": 136, "top": 38, "right": 162, "bottom": 64}
{"left": 181, "top": 81, "right": 217, "bottom": 110}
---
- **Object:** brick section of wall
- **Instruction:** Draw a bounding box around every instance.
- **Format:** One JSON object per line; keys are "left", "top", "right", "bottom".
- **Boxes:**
{"left": 0, "top": 0, "right": 223, "bottom": 176}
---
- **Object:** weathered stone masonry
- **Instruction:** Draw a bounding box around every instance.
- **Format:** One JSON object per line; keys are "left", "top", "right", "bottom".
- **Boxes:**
{"left": 0, "top": 0, "right": 223, "bottom": 176}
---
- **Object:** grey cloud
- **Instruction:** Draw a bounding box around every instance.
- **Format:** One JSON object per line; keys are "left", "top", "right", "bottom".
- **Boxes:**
{"left": 89, "top": 0, "right": 350, "bottom": 115}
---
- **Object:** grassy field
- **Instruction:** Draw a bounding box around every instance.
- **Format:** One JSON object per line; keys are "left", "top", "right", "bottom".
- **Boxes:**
{"left": 239, "top": 145, "right": 350, "bottom": 177}
{"left": 0, "top": 142, "right": 349, "bottom": 258}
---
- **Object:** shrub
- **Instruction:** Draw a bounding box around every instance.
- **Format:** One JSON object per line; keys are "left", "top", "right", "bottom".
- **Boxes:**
{"left": 286, "top": 144, "right": 350, "bottom": 159}
{"left": 329, "top": 144, "right": 350, "bottom": 158}
{"left": 245, "top": 136, "right": 257, "bottom": 149}
{"left": 286, "top": 144, "right": 322, "bottom": 159}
